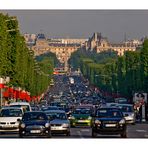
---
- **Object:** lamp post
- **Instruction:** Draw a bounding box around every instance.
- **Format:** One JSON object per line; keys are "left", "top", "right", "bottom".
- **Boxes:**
{"left": 94, "top": 74, "right": 99, "bottom": 86}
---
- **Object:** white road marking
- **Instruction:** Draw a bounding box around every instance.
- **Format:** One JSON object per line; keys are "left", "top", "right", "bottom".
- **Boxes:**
{"left": 80, "top": 129, "right": 90, "bottom": 132}
{"left": 136, "top": 130, "right": 147, "bottom": 133}
{"left": 77, "top": 131, "right": 83, "bottom": 138}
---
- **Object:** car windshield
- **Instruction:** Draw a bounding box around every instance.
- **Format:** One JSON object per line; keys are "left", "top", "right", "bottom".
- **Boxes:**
{"left": 46, "top": 112, "right": 67, "bottom": 120}
{"left": 10, "top": 105, "right": 30, "bottom": 112}
{"left": 22, "top": 112, "right": 47, "bottom": 121}
{"left": 96, "top": 109, "right": 122, "bottom": 118}
{"left": 73, "top": 108, "right": 91, "bottom": 114}
{"left": 118, "top": 106, "right": 133, "bottom": 112}
{"left": 0, "top": 109, "right": 23, "bottom": 117}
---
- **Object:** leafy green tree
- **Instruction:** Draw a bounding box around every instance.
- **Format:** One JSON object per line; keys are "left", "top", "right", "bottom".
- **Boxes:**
{"left": 140, "top": 39, "right": 148, "bottom": 92}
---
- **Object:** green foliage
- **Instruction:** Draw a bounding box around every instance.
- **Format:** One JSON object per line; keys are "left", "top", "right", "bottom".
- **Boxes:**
{"left": 141, "top": 39, "right": 148, "bottom": 92}
{"left": 70, "top": 43, "right": 148, "bottom": 100}
{"left": 0, "top": 13, "right": 55, "bottom": 97}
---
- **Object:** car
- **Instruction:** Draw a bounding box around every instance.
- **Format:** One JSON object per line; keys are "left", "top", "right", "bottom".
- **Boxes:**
{"left": 50, "top": 102, "right": 61, "bottom": 107}
{"left": 45, "top": 110, "right": 70, "bottom": 136}
{"left": 115, "top": 98, "right": 129, "bottom": 104}
{"left": 41, "top": 106, "right": 63, "bottom": 111}
{"left": 118, "top": 104, "right": 136, "bottom": 124}
{"left": 69, "top": 108, "right": 93, "bottom": 127}
{"left": 92, "top": 107, "right": 127, "bottom": 138}
{"left": 31, "top": 105, "right": 40, "bottom": 111}
{"left": 0, "top": 107, "right": 24, "bottom": 133}
{"left": 19, "top": 111, "right": 51, "bottom": 138}
{"left": 9, "top": 102, "right": 32, "bottom": 112}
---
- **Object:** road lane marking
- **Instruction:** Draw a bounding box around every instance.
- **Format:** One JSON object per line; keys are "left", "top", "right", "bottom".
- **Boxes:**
{"left": 136, "top": 130, "right": 147, "bottom": 133}
{"left": 80, "top": 129, "right": 90, "bottom": 132}
{"left": 77, "top": 131, "right": 83, "bottom": 138}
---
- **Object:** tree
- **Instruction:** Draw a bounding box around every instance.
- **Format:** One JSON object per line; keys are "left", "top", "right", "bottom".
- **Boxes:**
{"left": 141, "top": 39, "right": 148, "bottom": 92}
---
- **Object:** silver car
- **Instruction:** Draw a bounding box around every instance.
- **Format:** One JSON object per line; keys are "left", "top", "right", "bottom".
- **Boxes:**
{"left": 0, "top": 107, "right": 23, "bottom": 133}
{"left": 44, "top": 110, "right": 70, "bottom": 136}
{"left": 118, "top": 104, "right": 136, "bottom": 124}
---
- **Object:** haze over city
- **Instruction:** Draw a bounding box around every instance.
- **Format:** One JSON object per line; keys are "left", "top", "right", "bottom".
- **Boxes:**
{"left": 1, "top": 10, "right": 148, "bottom": 42}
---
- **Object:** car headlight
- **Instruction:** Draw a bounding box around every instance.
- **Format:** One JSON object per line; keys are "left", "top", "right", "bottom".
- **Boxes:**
{"left": 94, "top": 120, "right": 101, "bottom": 124}
{"left": 119, "top": 119, "right": 126, "bottom": 124}
{"left": 62, "top": 123, "right": 69, "bottom": 128}
{"left": 88, "top": 116, "right": 92, "bottom": 120}
{"left": 68, "top": 116, "right": 75, "bottom": 120}
{"left": 45, "top": 123, "right": 50, "bottom": 128}
{"left": 130, "top": 113, "right": 135, "bottom": 117}
{"left": 20, "top": 123, "right": 25, "bottom": 128}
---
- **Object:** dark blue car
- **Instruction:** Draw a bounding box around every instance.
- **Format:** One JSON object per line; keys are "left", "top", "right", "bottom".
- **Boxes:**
{"left": 19, "top": 111, "right": 51, "bottom": 138}
{"left": 92, "top": 107, "right": 127, "bottom": 138}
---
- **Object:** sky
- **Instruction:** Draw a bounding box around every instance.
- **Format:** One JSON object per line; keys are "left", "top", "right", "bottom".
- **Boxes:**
{"left": 1, "top": 10, "right": 148, "bottom": 42}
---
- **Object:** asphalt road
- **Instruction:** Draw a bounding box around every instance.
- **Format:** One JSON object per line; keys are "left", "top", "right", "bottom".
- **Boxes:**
{"left": 0, "top": 123, "right": 148, "bottom": 138}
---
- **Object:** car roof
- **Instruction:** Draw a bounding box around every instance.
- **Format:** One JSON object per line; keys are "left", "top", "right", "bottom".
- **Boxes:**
{"left": 24, "top": 111, "right": 45, "bottom": 114}
{"left": 10, "top": 102, "right": 30, "bottom": 105}
{"left": 44, "top": 110, "right": 66, "bottom": 113}
{"left": 97, "top": 107, "right": 120, "bottom": 110}
{"left": 48, "top": 106, "right": 59, "bottom": 108}
{"left": 117, "top": 104, "right": 133, "bottom": 106}
{"left": 1, "top": 106, "right": 23, "bottom": 110}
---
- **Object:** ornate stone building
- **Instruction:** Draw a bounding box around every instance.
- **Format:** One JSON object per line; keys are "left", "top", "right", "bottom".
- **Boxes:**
{"left": 86, "top": 32, "right": 142, "bottom": 56}
{"left": 30, "top": 34, "right": 86, "bottom": 71}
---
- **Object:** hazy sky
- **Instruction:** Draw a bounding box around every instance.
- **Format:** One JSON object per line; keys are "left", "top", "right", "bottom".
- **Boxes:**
{"left": 1, "top": 10, "right": 148, "bottom": 42}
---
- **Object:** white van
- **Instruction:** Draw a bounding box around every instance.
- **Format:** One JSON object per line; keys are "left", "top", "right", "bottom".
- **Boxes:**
{"left": 9, "top": 102, "right": 32, "bottom": 112}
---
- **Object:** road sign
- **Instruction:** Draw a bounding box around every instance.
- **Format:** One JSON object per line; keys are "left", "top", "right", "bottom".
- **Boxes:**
{"left": 133, "top": 93, "right": 147, "bottom": 103}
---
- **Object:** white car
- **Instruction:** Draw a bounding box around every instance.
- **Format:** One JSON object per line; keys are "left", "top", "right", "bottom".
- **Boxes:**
{"left": 9, "top": 102, "right": 32, "bottom": 112}
{"left": 118, "top": 104, "right": 136, "bottom": 124}
{"left": 0, "top": 107, "right": 23, "bottom": 133}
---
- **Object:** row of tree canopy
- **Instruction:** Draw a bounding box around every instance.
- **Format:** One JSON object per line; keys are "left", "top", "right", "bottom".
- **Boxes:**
{"left": 0, "top": 13, "right": 57, "bottom": 101}
{"left": 69, "top": 43, "right": 148, "bottom": 100}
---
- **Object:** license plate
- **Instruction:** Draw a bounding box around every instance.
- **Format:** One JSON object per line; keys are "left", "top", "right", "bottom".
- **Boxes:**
{"left": 51, "top": 127, "right": 61, "bottom": 130}
{"left": 30, "top": 130, "right": 41, "bottom": 133}
{"left": 4, "top": 125, "right": 13, "bottom": 128}
{"left": 78, "top": 120, "right": 85, "bottom": 122}
{"left": 105, "top": 124, "right": 116, "bottom": 127}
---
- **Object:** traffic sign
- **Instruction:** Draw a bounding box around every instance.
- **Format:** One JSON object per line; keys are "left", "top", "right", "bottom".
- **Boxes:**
{"left": 133, "top": 93, "right": 147, "bottom": 103}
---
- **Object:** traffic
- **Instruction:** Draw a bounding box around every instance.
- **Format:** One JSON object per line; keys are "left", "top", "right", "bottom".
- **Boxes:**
{"left": 0, "top": 72, "right": 148, "bottom": 138}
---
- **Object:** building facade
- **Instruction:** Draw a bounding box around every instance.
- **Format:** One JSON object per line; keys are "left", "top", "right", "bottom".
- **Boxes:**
{"left": 86, "top": 32, "right": 142, "bottom": 56}
{"left": 30, "top": 34, "right": 85, "bottom": 71}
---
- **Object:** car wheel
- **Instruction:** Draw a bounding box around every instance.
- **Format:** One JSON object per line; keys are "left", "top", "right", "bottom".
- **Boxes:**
{"left": 0, "top": 132, "right": 5, "bottom": 135}
{"left": 121, "top": 131, "right": 127, "bottom": 138}
{"left": 19, "top": 134, "right": 23, "bottom": 138}
{"left": 66, "top": 131, "right": 71, "bottom": 136}
{"left": 71, "top": 125, "right": 75, "bottom": 128}
{"left": 92, "top": 131, "right": 97, "bottom": 138}
{"left": 47, "top": 132, "right": 52, "bottom": 138}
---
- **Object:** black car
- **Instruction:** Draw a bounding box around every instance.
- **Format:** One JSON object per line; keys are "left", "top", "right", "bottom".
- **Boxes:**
{"left": 92, "top": 107, "right": 127, "bottom": 138}
{"left": 19, "top": 111, "right": 51, "bottom": 138}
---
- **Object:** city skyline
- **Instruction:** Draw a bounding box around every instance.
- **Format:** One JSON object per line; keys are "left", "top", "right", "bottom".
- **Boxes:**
{"left": 1, "top": 10, "right": 148, "bottom": 42}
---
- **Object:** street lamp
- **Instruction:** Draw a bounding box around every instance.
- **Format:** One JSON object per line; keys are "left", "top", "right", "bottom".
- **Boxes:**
{"left": 94, "top": 74, "right": 99, "bottom": 86}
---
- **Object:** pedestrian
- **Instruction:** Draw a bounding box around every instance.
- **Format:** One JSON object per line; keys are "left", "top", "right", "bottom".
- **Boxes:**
{"left": 138, "top": 105, "right": 142, "bottom": 122}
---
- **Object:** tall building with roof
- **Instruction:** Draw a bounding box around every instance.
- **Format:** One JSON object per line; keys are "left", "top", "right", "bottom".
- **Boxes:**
{"left": 86, "top": 33, "right": 142, "bottom": 56}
